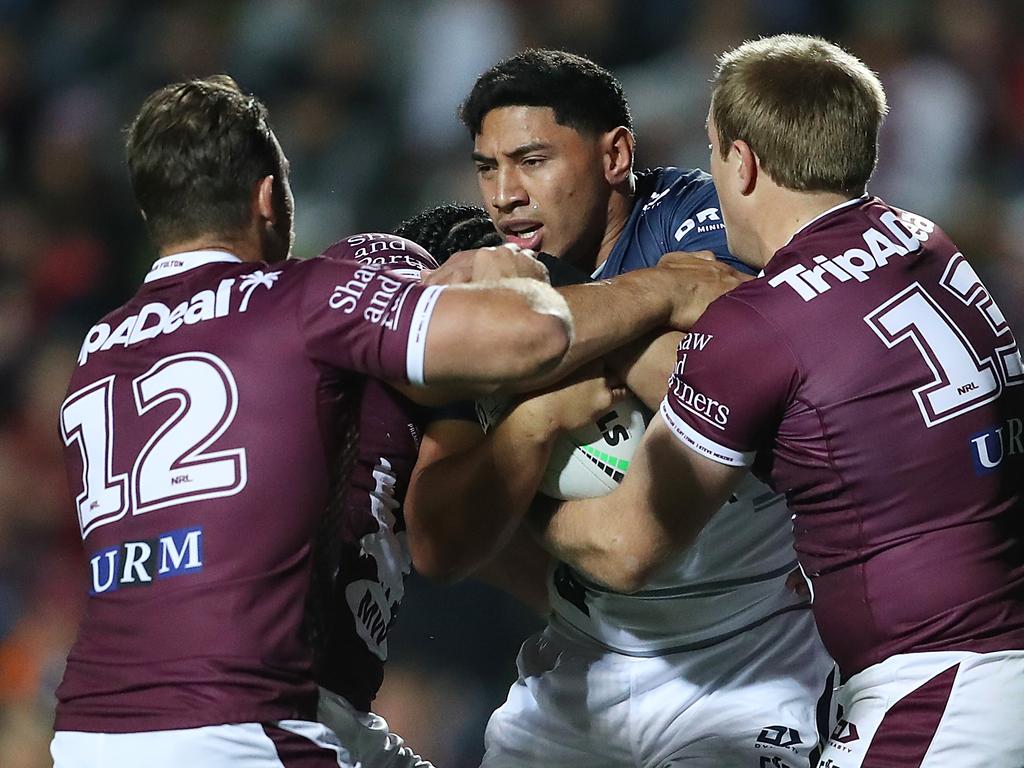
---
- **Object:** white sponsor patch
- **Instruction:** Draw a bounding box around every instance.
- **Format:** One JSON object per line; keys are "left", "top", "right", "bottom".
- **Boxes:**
{"left": 78, "top": 279, "right": 238, "bottom": 366}
{"left": 674, "top": 207, "right": 724, "bottom": 242}
{"left": 769, "top": 212, "right": 922, "bottom": 301}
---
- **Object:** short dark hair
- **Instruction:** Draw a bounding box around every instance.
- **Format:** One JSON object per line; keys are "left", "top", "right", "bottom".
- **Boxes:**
{"left": 459, "top": 49, "right": 632, "bottom": 138}
{"left": 125, "top": 75, "right": 282, "bottom": 248}
{"left": 393, "top": 203, "right": 500, "bottom": 264}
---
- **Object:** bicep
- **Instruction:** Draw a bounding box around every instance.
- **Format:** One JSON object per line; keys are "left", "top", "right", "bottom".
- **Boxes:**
{"left": 606, "top": 330, "right": 682, "bottom": 411}
{"left": 413, "top": 418, "right": 485, "bottom": 470}
{"left": 420, "top": 284, "right": 570, "bottom": 392}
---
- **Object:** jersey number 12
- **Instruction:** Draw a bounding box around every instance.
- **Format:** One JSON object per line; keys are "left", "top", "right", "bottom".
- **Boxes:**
{"left": 60, "top": 352, "right": 247, "bottom": 538}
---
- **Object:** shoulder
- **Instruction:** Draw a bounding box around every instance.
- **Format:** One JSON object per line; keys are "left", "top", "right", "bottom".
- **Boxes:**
{"left": 696, "top": 288, "right": 767, "bottom": 331}
{"left": 692, "top": 286, "right": 800, "bottom": 368}
{"left": 634, "top": 166, "right": 715, "bottom": 216}
{"left": 319, "top": 233, "right": 439, "bottom": 276}
{"left": 290, "top": 232, "right": 438, "bottom": 291}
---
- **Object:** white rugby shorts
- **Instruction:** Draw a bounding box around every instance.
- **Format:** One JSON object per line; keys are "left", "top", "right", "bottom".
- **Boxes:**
{"left": 52, "top": 720, "right": 352, "bottom": 767}
{"left": 482, "top": 607, "right": 836, "bottom": 767}
{"left": 317, "top": 687, "right": 433, "bottom": 768}
{"left": 820, "top": 649, "right": 1024, "bottom": 767}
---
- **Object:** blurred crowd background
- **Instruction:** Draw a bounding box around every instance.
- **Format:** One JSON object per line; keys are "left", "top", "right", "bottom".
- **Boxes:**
{"left": 2, "top": 0, "right": 1023, "bottom": 764}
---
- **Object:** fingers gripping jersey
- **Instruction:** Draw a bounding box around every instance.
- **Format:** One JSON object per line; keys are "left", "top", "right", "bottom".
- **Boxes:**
{"left": 662, "top": 198, "right": 1024, "bottom": 676}
{"left": 56, "top": 236, "right": 440, "bottom": 733}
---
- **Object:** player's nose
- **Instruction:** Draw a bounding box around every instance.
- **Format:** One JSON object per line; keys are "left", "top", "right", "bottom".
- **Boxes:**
{"left": 492, "top": 168, "right": 528, "bottom": 213}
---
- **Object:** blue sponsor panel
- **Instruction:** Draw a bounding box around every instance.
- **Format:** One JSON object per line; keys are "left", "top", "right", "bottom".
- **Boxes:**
{"left": 969, "top": 417, "right": 1024, "bottom": 475}
{"left": 89, "top": 527, "right": 203, "bottom": 595}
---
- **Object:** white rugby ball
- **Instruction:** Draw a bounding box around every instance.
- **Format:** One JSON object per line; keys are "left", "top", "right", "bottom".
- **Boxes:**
{"left": 539, "top": 396, "right": 652, "bottom": 500}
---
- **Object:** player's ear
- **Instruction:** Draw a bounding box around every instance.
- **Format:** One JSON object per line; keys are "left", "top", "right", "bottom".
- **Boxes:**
{"left": 602, "top": 126, "right": 634, "bottom": 185}
{"left": 734, "top": 140, "right": 758, "bottom": 197}
{"left": 256, "top": 175, "right": 276, "bottom": 224}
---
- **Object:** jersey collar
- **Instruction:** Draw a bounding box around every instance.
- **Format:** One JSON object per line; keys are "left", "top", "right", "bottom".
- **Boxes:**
{"left": 783, "top": 195, "right": 869, "bottom": 248}
{"left": 145, "top": 249, "right": 242, "bottom": 283}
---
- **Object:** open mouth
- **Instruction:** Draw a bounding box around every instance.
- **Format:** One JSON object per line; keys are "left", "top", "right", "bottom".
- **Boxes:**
{"left": 501, "top": 221, "right": 543, "bottom": 251}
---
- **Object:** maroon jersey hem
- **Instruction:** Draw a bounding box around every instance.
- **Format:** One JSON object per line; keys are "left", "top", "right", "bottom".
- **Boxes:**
{"left": 54, "top": 701, "right": 319, "bottom": 734}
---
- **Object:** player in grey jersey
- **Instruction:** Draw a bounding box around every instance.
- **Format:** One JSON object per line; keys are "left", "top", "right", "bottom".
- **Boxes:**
{"left": 51, "top": 75, "right": 576, "bottom": 768}
{"left": 541, "top": 36, "right": 1024, "bottom": 767}
{"left": 403, "top": 50, "right": 836, "bottom": 767}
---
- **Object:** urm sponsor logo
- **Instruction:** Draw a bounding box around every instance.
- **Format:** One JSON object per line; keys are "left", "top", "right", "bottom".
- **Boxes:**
{"left": 89, "top": 527, "right": 203, "bottom": 595}
{"left": 970, "top": 417, "right": 1024, "bottom": 474}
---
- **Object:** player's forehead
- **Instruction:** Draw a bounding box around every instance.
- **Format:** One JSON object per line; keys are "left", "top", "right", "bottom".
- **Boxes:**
{"left": 474, "top": 105, "right": 587, "bottom": 156}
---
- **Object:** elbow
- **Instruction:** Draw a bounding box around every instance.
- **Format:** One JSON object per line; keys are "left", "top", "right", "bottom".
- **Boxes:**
{"left": 410, "top": 550, "right": 461, "bottom": 585}
{"left": 589, "top": 545, "right": 663, "bottom": 594}
{"left": 407, "top": 531, "right": 474, "bottom": 585}
{"left": 507, "top": 313, "right": 571, "bottom": 380}
{"left": 599, "top": 560, "right": 655, "bottom": 595}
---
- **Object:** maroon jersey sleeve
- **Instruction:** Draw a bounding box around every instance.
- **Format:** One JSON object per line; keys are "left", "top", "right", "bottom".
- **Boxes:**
{"left": 300, "top": 234, "right": 443, "bottom": 384}
{"left": 660, "top": 296, "right": 798, "bottom": 467}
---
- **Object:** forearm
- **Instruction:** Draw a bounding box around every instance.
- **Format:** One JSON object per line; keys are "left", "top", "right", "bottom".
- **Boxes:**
{"left": 529, "top": 417, "right": 734, "bottom": 592}
{"left": 473, "top": 522, "right": 552, "bottom": 616}
{"left": 511, "top": 270, "right": 672, "bottom": 391}
{"left": 406, "top": 407, "right": 557, "bottom": 583}
{"left": 605, "top": 330, "right": 683, "bottom": 411}
{"left": 422, "top": 280, "right": 573, "bottom": 393}
{"left": 528, "top": 493, "right": 666, "bottom": 594}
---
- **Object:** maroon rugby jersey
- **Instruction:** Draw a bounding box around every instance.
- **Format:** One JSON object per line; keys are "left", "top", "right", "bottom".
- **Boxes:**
{"left": 661, "top": 197, "right": 1024, "bottom": 677}
{"left": 56, "top": 234, "right": 440, "bottom": 732}
{"left": 309, "top": 242, "right": 428, "bottom": 712}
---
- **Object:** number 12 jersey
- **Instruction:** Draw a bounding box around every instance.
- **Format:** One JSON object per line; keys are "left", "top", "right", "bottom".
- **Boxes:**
{"left": 56, "top": 237, "right": 440, "bottom": 732}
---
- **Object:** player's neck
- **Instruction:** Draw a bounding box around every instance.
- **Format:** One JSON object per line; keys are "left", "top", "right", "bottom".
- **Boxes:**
{"left": 159, "top": 232, "right": 262, "bottom": 264}
{"left": 593, "top": 181, "right": 634, "bottom": 270}
{"left": 757, "top": 188, "right": 857, "bottom": 268}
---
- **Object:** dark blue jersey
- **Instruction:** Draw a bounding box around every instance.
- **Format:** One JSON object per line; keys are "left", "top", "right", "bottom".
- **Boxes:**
{"left": 431, "top": 167, "right": 745, "bottom": 426}
{"left": 595, "top": 167, "right": 752, "bottom": 279}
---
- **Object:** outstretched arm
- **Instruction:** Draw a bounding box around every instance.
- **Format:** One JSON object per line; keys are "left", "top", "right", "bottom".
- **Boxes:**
{"left": 511, "top": 252, "right": 748, "bottom": 390}
{"left": 423, "top": 247, "right": 748, "bottom": 394}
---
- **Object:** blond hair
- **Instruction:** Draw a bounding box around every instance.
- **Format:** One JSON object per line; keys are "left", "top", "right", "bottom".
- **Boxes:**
{"left": 711, "top": 34, "right": 888, "bottom": 195}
